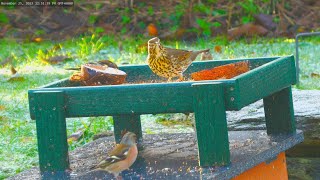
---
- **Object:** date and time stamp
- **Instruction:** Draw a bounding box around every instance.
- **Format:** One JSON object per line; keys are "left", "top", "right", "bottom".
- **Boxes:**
{"left": 0, "top": 0, "right": 74, "bottom": 7}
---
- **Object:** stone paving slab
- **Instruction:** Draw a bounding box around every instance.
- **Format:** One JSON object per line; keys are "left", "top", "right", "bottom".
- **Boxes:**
{"left": 10, "top": 130, "right": 303, "bottom": 180}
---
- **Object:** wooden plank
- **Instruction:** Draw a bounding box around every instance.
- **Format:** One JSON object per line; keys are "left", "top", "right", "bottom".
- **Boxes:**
{"left": 29, "top": 80, "right": 237, "bottom": 118}
{"left": 33, "top": 91, "right": 69, "bottom": 173}
{"left": 41, "top": 56, "right": 279, "bottom": 88}
{"left": 113, "top": 114, "right": 142, "bottom": 143}
{"left": 233, "top": 55, "right": 296, "bottom": 110}
{"left": 192, "top": 82, "right": 230, "bottom": 166}
{"left": 263, "top": 87, "right": 296, "bottom": 134}
{"left": 120, "top": 56, "right": 279, "bottom": 82}
{"left": 28, "top": 56, "right": 283, "bottom": 118}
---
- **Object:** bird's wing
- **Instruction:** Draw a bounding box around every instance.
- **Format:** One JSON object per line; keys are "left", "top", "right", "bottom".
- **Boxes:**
{"left": 109, "top": 144, "right": 130, "bottom": 157}
{"left": 91, "top": 144, "right": 130, "bottom": 170}
{"left": 95, "top": 155, "right": 125, "bottom": 169}
{"left": 164, "top": 47, "right": 192, "bottom": 61}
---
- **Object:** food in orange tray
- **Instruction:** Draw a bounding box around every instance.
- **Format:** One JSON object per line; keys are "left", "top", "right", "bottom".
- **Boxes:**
{"left": 191, "top": 61, "right": 249, "bottom": 81}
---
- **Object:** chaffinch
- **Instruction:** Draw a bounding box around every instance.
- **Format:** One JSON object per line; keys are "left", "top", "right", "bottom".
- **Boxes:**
{"left": 90, "top": 132, "right": 138, "bottom": 179}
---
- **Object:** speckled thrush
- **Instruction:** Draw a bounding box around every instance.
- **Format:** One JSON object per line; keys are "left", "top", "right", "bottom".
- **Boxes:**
{"left": 147, "top": 37, "right": 210, "bottom": 81}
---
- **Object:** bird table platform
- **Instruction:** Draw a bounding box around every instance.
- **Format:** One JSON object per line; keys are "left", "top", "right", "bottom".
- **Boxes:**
{"left": 28, "top": 55, "right": 302, "bottom": 179}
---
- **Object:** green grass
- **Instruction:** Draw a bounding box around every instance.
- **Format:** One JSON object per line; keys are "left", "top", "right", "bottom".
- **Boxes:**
{"left": 0, "top": 35, "right": 319, "bottom": 178}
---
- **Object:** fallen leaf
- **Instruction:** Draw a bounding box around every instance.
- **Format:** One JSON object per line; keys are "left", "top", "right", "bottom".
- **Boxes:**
{"left": 147, "top": 23, "right": 158, "bottom": 36}
{"left": 21, "top": 137, "right": 33, "bottom": 143}
{"left": 214, "top": 45, "right": 222, "bottom": 53}
{"left": 311, "top": 73, "right": 320, "bottom": 78}
{"left": 7, "top": 73, "right": 25, "bottom": 82}
{"left": 0, "top": 105, "right": 5, "bottom": 111}
{"left": 191, "top": 61, "right": 250, "bottom": 81}
{"left": 10, "top": 66, "right": 17, "bottom": 75}
{"left": 33, "top": 37, "right": 43, "bottom": 43}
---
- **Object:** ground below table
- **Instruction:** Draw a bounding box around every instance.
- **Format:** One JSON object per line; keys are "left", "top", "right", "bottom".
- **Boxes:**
{"left": 10, "top": 130, "right": 303, "bottom": 180}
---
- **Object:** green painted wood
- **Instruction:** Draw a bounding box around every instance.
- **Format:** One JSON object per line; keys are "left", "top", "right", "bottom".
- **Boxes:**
{"left": 29, "top": 80, "right": 236, "bottom": 119}
{"left": 192, "top": 82, "right": 230, "bottom": 166}
{"left": 41, "top": 56, "right": 279, "bottom": 88}
{"left": 233, "top": 55, "right": 296, "bottom": 110}
{"left": 113, "top": 114, "right": 142, "bottom": 143}
{"left": 263, "top": 87, "right": 296, "bottom": 134}
{"left": 33, "top": 91, "right": 69, "bottom": 172}
{"left": 29, "top": 56, "right": 295, "bottom": 118}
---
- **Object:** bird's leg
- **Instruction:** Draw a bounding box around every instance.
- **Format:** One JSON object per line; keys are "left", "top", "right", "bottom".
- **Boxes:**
{"left": 116, "top": 175, "right": 123, "bottom": 180}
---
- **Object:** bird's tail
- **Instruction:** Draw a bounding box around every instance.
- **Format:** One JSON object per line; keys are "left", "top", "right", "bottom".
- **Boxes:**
{"left": 189, "top": 49, "right": 211, "bottom": 62}
{"left": 197, "top": 49, "right": 210, "bottom": 53}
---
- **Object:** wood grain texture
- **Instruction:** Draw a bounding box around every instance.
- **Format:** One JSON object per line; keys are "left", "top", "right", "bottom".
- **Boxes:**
{"left": 193, "top": 82, "right": 230, "bottom": 166}
{"left": 234, "top": 55, "right": 296, "bottom": 110}
{"left": 113, "top": 114, "right": 142, "bottom": 143}
{"left": 33, "top": 91, "right": 69, "bottom": 172}
{"left": 263, "top": 87, "right": 296, "bottom": 134}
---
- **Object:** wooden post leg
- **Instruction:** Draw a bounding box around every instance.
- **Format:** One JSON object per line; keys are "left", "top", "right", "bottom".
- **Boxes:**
{"left": 192, "top": 82, "right": 230, "bottom": 166}
{"left": 113, "top": 114, "right": 142, "bottom": 143}
{"left": 33, "top": 91, "right": 69, "bottom": 178}
{"left": 263, "top": 86, "right": 296, "bottom": 134}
